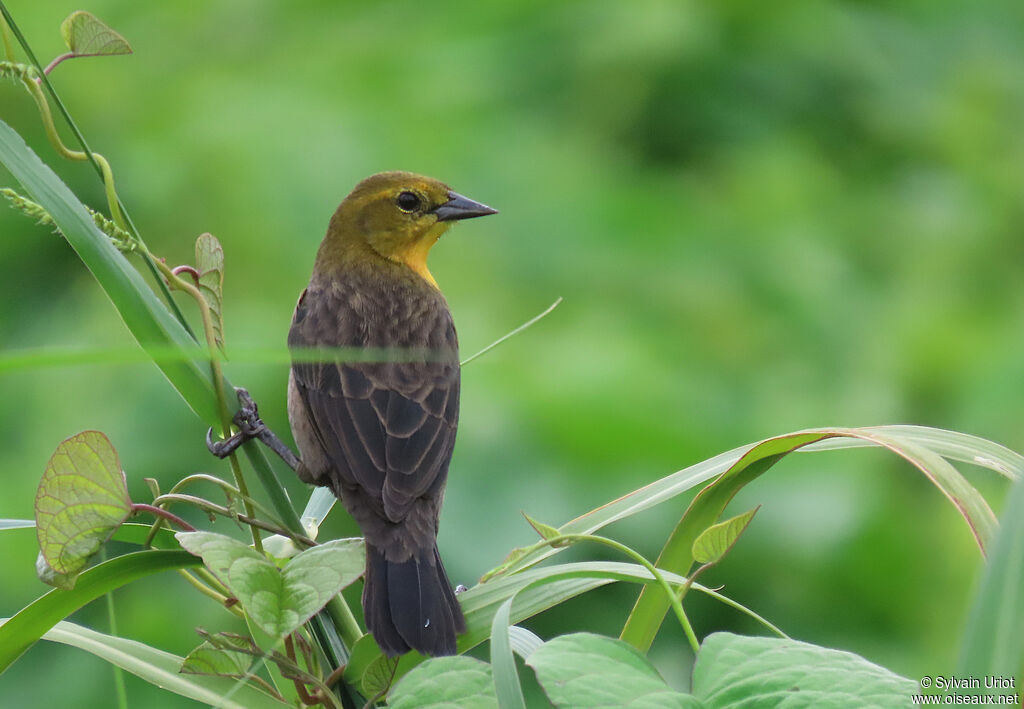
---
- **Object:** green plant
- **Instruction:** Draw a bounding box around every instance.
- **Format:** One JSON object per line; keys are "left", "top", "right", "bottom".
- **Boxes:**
{"left": 1, "top": 7, "right": 1021, "bottom": 708}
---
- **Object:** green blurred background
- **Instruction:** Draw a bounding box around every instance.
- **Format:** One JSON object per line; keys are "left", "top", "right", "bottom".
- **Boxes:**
{"left": 2, "top": 1, "right": 1022, "bottom": 705}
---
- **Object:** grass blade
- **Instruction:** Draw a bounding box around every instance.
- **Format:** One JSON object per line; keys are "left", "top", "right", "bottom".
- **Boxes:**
{"left": 0, "top": 118, "right": 219, "bottom": 423}
{"left": 22, "top": 621, "right": 289, "bottom": 709}
{"left": 958, "top": 476, "right": 1024, "bottom": 685}
{"left": 490, "top": 598, "right": 527, "bottom": 709}
{"left": 620, "top": 427, "right": 1002, "bottom": 652}
{"left": 0, "top": 550, "right": 200, "bottom": 672}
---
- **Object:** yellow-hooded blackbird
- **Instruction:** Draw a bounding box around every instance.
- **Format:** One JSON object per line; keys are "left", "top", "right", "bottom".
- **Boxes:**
{"left": 286, "top": 171, "right": 496, "bottom": 657}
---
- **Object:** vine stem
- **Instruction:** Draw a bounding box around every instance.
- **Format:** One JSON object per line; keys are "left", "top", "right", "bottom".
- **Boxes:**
{"left": 143, "top": 473, "right": 284, "bottom": 547}
{"left": 150, "top": 255, "right": 263, "bottom": 552}
{"left": 176, "top": 569, "right": 244, "bottom": 619}
{"left": 151, "top": 493, "right": 316, "bottom": 547}
{"left": 132, "top": 502, "right": 195, "bottom": 532}
{"left": 41, "top": 51, "right": 73, "bottom": 76}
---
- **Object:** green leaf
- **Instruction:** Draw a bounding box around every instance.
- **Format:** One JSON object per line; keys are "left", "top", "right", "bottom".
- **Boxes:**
{"left": 621, "top": 426, "right": 1005, "bottom": 652}
{"left": 692, "top": 507, "right": 759, "bottom": 565}
{"left": 490, "top": 598, "right": 526, "bottom": 709}
{"left": 0, "top": 549, "right": 200, "bottom": 672}
{"left": 195, "top": 232, "right": 225, "bottom": 350}
{"left": 17, "top": 620, "right": 288, "bottom": 708}
{"left": 523, "top": 512, "right": 565, "bottom": 546}
{"left": 527, "top": 633, "right": 699, "bottom": 709}
{"left": 387, "top": 656, "right": 498, "bottom": 709}
{"left": 34, "top": 431, "right": 132, "bottom": 587}
{"left": 693, "top": 632, "right": 916, "bottom": 707}
{"left": 176, "top": 531, "right": 364, "bottom": 642}
{"left": 356, "top": 651, "right": 399, "bottom": 701}
{"left": 958, "top": 476, "right": 1024, "bottom": 686}
{"left": 60, "top": 10, "right": 132, "bottom": 57}
{"left": 0, "top": 119, "right": 219, "bottom": 424}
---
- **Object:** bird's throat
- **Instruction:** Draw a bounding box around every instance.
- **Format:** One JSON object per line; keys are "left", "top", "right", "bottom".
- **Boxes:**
{"left": 394, "top": 222, "right": 449, "bottom": 289}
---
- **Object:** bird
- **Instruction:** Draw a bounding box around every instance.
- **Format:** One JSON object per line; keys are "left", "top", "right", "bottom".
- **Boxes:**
{"left": 286, "top": 171, "right": 497, "bottom": 657}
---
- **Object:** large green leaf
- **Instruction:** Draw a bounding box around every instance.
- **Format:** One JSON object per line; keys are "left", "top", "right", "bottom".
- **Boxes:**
{"left": 34, "top": 431, "right": 131, "bottom": 587}
{"left": 692, "top": 633, "right": 916, "bottom": 708}
{"left": 0, "top": 549, "right": 200, "bottom": 672}
{"left": 27, "top": 620, "right": 288, "bottom": 708}
{"left": 0, "top": 118, "right": 219, "bottom": 424}
{"left": 527, "top": 633, "right": 698, "bottom": 709}
{"left": 958, "top": 476, "right": 1024, "bottom": 690}
{"left": 176, "top": 531, "right": 364, "bottom": 642}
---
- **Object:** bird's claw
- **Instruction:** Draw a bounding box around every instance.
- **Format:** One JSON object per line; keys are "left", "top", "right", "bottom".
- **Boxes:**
{"left": 205, "top": 388, "right": 267, "bottom": 459}
{"left": 232, "top": 387, "right": 267, "bottom": 440}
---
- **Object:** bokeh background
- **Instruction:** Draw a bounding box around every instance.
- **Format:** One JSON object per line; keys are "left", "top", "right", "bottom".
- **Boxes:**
{"left": 2, "top": 1, "right": 1022, "bottom": 705}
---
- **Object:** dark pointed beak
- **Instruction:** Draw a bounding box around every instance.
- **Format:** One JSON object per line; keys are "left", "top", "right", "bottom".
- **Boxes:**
{"left": 432, "top": 190, "right": 498, "bottom": 222}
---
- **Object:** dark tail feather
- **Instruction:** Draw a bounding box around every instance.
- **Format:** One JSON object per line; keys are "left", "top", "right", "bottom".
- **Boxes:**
{"left": 363, "top": 543, "right": 466, "bottom": 657}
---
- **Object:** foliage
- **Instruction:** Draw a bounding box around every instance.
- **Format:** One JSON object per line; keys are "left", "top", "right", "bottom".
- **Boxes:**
{"left": 1, "top": 4, "right": 1023, "bottom": 708}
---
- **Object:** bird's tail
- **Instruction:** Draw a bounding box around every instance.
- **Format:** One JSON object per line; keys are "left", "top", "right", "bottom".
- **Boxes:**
{"left": 363, "top": 542, "right": 466, "bottom": 657}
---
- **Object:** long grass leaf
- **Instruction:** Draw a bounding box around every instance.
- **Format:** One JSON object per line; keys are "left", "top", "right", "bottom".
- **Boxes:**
{"left": 958, "top": 476, "right": 1024, "bottom": 684}
{"left": 0, "top": 118, "right": 219, "bottom": 423}
{"left": 620, "top": 427, "right": 1002, "bottom": 651}
{"left": 27, "top": 621, "right": 289, "bottom": 708}
{"left": 490, "top": 598, "right": 526, "bottom": 709}
{"left": 0, "top": 550, "right": 200, "bottom": 671}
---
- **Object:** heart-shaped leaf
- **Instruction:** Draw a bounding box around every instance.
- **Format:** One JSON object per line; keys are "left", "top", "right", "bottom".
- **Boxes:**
{"left": 176, "top": 531, "right": 364, "bottom": 642}
{"left": 35, "top": 431, "right": 132, "bottom": 587}
{"left": 195, "top": 233, "right": 225, "bottom": 350}
{"left": 60, "top": 11, "right": 132, "bottom": 57}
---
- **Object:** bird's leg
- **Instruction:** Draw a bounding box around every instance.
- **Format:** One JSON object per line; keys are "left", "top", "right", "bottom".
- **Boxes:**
{"left": 206, "top": 388, "right": 304, "bottom": 473}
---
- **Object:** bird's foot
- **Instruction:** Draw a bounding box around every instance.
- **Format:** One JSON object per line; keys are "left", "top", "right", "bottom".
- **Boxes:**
{"left": 206, "top": 388, "right": 305, "bottom": 474}
{"left": 206, "top": 388, "right": 265, "bottom": 459}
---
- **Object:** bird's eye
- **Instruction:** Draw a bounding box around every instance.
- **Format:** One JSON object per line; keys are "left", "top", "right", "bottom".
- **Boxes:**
{"left": 396, "top": 191, "right": 421, "bottom": 212}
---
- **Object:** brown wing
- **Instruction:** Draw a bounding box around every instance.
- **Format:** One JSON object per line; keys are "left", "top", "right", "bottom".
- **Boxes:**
{"left": 289, "top": 282, "right": 459, "bottom": 524}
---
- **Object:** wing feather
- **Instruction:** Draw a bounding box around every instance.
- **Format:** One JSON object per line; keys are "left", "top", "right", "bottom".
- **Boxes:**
{"left": 289, "top": 280, "right": 459, "bottom": 529}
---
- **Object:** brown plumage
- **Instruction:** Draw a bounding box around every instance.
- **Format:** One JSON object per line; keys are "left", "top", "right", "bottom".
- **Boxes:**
{"left": 287, "top": 172, "right": 496, "bottom": 656}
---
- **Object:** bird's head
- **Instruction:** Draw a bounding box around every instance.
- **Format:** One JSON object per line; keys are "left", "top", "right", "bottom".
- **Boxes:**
{"left": 319, "top": 171, "right": 497, "bottom": 287}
